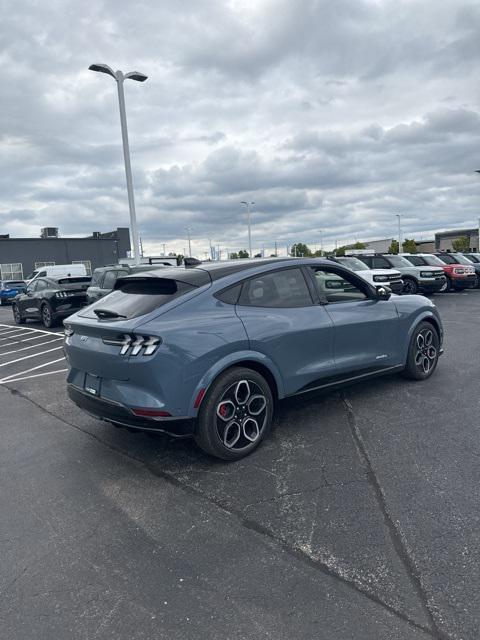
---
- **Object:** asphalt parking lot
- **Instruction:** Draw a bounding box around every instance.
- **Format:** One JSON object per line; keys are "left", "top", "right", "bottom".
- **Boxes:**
{"left": 1, "top": 292, "right": 479, "bottom": 640}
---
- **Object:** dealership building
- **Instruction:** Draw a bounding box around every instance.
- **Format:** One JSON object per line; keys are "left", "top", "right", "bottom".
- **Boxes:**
{"left": 434, "top": 228, "right": 479, "bottom": 252}
{"left": 0, "top": 227, "right": 131, "bottom": 281}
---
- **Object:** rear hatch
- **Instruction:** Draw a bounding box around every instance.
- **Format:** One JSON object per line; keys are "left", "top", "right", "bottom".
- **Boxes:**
{"left": 56, "top": 277, "right": 91, "bottom": 306}
{"left": 64, "top": 268, "right": 210, "bottom": 380}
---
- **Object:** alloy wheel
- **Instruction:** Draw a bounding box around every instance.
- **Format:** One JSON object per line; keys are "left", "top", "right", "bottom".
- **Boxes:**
{"left": 42, "top": 305, "right": 51, "bottom": 326}
{"left": 13, "top": 305, "right": 21, "bottom": 322}
{"left": 414, "top": 328, "right": 437, "bottom": 374}
{"left": 215, "top": 379, "right": 268, "bottom": 451}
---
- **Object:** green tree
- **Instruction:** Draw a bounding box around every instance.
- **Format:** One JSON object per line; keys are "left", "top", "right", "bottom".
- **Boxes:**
{"left": 388, "top": 240, "right": 399, "bottom": 254}
{"left": 229, "top": 252, "right": 239, "bottom": 259}
{"left": 452, "top": 236, "right": 470, "bottom": 252}
{"left": 335, "top": 245, "right": 346, "bottom": 256}
{"left": 402, "top": 239, "right": 417, "bottom": 253}
{"left": 351, "top": 241, "right": 366, "bottom": 250}
{"left": 176, "top": 254, "right": 184, "bottom": 265}
{"left": 238, "top": 249, "right": 249, "bottom": 259}
{"left": 290, "top": 242, "right": 313, "bottom": 257}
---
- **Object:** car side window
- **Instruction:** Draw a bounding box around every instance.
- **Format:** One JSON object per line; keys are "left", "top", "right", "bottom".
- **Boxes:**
{"left": 372, "top": 257, "right": 390, "bottom": 269}
{"left": 38, "top": 271, "right": 47, "bottom": 277}
{"left": 238, "top": 268, "right": 313, "bottom": 308}
{"left": 102, "top": 271, "right": 117, "bottom": 290}
{"left": 26, "top": 281, "right": 38, "bottom": 293}
{"left": 310, "top": 267, "right": 368, "bottom": 303}
{"left": 35, "top": 279, "right": 47, "bottom": 291}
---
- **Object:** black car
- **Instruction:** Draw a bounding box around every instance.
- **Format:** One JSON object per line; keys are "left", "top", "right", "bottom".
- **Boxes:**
{"left": 86, "top": 264, "right": 167, "bottom": 304}
{"left": 12, "top": 276, "right": 91, "bottom": 328}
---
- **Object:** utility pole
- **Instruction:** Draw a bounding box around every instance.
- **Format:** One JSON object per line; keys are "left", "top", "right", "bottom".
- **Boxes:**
{"left": 89, "top": 64, "right": 147, "bottom": 265}
{"left": 274, "top": 241, "right": 278, "bottom": 256}
{"left": 396, "top": 214, "right": 402, "bottom": 254}
{"left": 186, "top": 227, "right": 192, "bottom": 257}
{"left": 241, "top": 201, "right": 254, "bottom": 258}
{"left": 162, "top": 243, "right": 166, "bottom": 256}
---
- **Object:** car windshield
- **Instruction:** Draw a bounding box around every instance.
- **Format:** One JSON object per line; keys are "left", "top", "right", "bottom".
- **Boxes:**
{"left": 336, "top": 257, "right": 369, "bottom": 271}
{"left": 26, "top": 270, "right": 39, "bottom": 280}
{"left": 385, "top": 255, "right": 414, "bottom": 268}
{"left": 465, "top": 254, "right": 480, "bottom": 263}
{"left": 404, "top": 256, "right": 424, "bottom": 266}
{"left": 454, "top": 254, "right": 475, "bottom": 265}
{"left": 421, "top": 255, "right": 445, "bottom": 266}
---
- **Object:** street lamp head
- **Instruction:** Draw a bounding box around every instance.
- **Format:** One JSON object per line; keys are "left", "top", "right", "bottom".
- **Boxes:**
{"left": 88, "top": 63, "right": 116, "bottom": 79}
{"left": 125, "top": 71, "right": 148, "bottom": 82}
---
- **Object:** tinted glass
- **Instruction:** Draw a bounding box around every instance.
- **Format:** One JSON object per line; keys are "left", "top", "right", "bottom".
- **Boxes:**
{"left": 465, "top": 254, "right": 480, "bottom": 263}
{"left": 385, "top": 256, "right": 413, "bottom": 268}
{"left": 311, "top": 268, "right": 368, "bottom": 303}
{"left": 35, "top": 280, "right": 48, "bottom": 291}
{"left": 238, "top": 268, "right": 312, "bottom": 308}
{"left": 372, "top": 257, "right": 390, "bottom": 269}
{"left": 404, "top": 256, "right": 424, "bottom": 266}
{"left": 422, "top": 255, "right": 445, "bottom": 266}
{"left": 215, "top": 284, "right": 242, "bottom": 305}
{"left": 336, "top": 257, "right": 369, "bottom": 271}
{"left": 26, "top": 281, "right": 38, "bottom": 293}
{"left": 90, "top": 270, "right": 104, "bottom": 286}
{"left": 454, "top": 254, "right": 474, "bottom": 265}
{"left": 436, "top": 254, "right": 456, "bottom": 264}
{"left": 80, "top": 278, "right": 196, "bottom": 319}
{"left": 102, "top": 271, "right": 117, "bottom": 290}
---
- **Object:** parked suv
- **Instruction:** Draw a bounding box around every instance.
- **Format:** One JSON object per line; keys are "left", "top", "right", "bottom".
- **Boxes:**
{"left": 328, "top": 256, "right": 404, "bottom": 293}
{"left": 433, "top": 253, "right": 477, "bottom": 291}
{"left": 352, "top": 254, "right": 446, "bottom": 295}
{"left": 402, "top": 253, "right": 475, "bottom": 292}
{"left": 87, "top": 264, "right": 166, "bottom": 304}
{"left": 64, "top": 258, "right": 443, "bottom": 461}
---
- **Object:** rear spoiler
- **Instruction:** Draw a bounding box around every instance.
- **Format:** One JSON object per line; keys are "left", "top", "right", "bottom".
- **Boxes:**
{"left": 114, "top": 270, "right": 211, "bottom": 290}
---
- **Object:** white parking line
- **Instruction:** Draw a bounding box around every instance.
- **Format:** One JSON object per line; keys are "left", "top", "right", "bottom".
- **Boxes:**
{"left": 0, "top": 368, "right": 68, "bottom": 384}
{"left": 0, "top": 323, "right": 63, "bottom": 336}
{"left": 0, "top": 331, "right": 36, "bottom": 342}
{"left": 0, "top": 338, "right": 63, "bottom": 357}
{"left": 0, "top": 329, "right": 30, "bottom": 340}
{"left": 0, "top": 357, "right": 66, "bottom": 383}
{"left": 0, "top": 345, "right": 64, "bottom": 368}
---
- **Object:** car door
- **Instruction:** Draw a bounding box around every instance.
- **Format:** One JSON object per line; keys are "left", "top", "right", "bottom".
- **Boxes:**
{"left": 19, "top": 280, "right": 40, "bottom": 317}
{"left": 307, "top": 265, "right": 401, "bottom": 376}
{"left": 31, "top": 279, "right": 49, "bottom": 316}
{"left": 234, "top": 266, "right": 335, "bottom": 395}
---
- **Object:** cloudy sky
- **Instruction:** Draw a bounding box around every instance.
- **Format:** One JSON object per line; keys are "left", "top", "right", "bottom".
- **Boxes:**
{"left": 1, "top": 0, "right": 480, "bottom": 257}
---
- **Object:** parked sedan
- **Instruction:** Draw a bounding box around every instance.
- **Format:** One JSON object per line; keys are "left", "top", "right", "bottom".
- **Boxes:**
{"left": 12, "top": 276, "right": 91, "bottom": 328}
{"left": 0, "top": 280, "right": 26, "bottom": 305}
{"left": 64, "top": 258, "right": 443, "bottom": 461}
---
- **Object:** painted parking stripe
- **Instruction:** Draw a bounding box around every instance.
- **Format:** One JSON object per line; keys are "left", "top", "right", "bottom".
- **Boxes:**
{"left": 0, "top": 345, "right": 64, "bottom": 368}
{"left": 0, "top": 329, "right": 30, "bottom": 340}
{"left": 0, "top": 323, "right": 63, "bottom": 336}
{"left": 0, "top": 331, "right": 37, "bottom": 342}
{"left": 0, "top": 368, "right": 68, "bottom": 384}
{"left": 0, "top": 357, "right": 66, "bottom": 383}
{"left": 0, "top": 338, "right": 63, "bottom": 357}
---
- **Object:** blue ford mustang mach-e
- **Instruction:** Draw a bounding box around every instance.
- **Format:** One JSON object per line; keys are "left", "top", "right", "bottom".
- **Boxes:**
{"left": 64, "top": 258, "right": 443, "bottom": 460}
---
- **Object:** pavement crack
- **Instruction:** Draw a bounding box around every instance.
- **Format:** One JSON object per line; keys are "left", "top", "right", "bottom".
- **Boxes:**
{"left": 341, "top": 390, "right": 449, "bottom": 640}
{"left": 6, "top": 384, "right": 442, "bottom": 639}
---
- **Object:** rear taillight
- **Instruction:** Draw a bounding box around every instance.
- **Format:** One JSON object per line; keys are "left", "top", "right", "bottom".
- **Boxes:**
{"left": 102, "top": 334, "right": 161, "bottom": 356}
{"left": 56, "top": 291, "right": 67, "bottom": 298}
{"left": 131, "top": 408, "right": 171, "bottom": 418}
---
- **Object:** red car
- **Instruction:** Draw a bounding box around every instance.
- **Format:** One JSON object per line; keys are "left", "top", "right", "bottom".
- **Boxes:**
{"left": 403, "top": 253, "right": 476, "bottom": 292}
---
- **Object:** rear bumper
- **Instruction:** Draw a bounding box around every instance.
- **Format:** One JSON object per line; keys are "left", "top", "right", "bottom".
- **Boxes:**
{"left": 67, "top": 384, "right": 195, "bottom": 437}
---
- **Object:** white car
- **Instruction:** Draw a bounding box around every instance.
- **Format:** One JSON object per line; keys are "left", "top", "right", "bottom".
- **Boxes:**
{"left": 330, "top": 256, "right": 404, "bottom": 294}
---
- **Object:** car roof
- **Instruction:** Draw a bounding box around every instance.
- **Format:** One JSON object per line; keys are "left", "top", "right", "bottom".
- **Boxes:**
{"left": 118, "top": 258, "right": 335, "bottom": 287}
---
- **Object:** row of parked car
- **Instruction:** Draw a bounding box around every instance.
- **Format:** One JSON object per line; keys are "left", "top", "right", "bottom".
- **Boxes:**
{"left": 1, "top": 251, "right": 479, "bottom": 328}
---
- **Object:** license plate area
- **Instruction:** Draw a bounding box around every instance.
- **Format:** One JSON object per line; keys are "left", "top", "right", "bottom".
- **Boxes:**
{"left": 84, "top": 373, "right": 102, "bottom": 396}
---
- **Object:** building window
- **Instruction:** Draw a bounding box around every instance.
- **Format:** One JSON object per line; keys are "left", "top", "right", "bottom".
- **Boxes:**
{"left": 0, "top": 263, "right": 23, "bottom": 280}
{"left": 35, "top": 261, "right": 55, "bottom": 268}
{"left": 72, "top": 260, "right": 92, "bottom": 275}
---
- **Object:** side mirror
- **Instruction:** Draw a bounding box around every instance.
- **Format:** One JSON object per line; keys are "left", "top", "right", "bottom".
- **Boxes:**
{"left": 376, "top": 285, "right": 392, "bottom": 300}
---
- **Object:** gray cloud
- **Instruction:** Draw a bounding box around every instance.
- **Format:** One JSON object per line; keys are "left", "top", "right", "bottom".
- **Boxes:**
{"left": 0, "top": 0, "right": 479, "bottom": 256}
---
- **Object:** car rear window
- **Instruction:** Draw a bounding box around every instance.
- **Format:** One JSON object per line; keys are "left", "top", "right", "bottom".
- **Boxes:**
{"left": 57, "top": 277, "right": 92, "bottom": 285}
{"left": 79, "top": 278, "right": 197, "bottom": 319}
{"left": 90, "top": 271, "right": 104, "bottom": 286}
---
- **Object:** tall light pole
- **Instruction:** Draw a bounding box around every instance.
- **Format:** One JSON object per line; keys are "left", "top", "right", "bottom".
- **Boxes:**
{"left": 319, "top": 229, "right": 323, "bottom": 256}
{"left": 89, "top": 63, "right": 147, "bottom": 265}
{"left": 395, "top": 214, "right": 402, "bottom": 254}
{"left": 241, "top": 201, "right": 254, "bottom": 258}
{"left": 186, "top": 227, "right": 192, "bottom": 257}
{"left": 475, "top": 171, "right": 480, "bottom": 251}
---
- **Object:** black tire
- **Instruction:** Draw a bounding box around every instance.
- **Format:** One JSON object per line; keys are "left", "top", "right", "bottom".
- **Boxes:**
{"left": 438, "top": 277, "right": 449, "bottom": 293}
{"left": 12, "top": 303, "right": 26, "bottom": 324}
{"left": 402, "top": 277, "right": 419, "bottom": 295}
{"left": 402, "top": 321, "right": 440, "bottom": 381}
{"left": 194, "top": 367, "right": 274, "bottom": 461}
{"left": 41, "top": 302, "right": 56, "bottom": 328}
